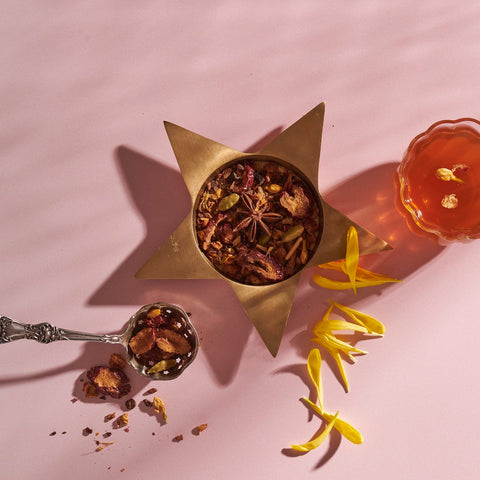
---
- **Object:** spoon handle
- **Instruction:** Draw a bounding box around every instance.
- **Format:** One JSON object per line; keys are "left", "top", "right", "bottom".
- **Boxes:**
{"left": 0, "top": 316, "right": 123, "bottom": 345}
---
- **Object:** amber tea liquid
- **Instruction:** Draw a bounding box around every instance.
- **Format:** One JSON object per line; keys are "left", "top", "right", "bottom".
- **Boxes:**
{"left": 403, "top": 125, "right": 480, "bottom": 237}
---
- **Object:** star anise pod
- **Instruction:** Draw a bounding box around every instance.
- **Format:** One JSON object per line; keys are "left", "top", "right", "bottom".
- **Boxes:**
{"left": 233, "top": 191, "right": 282, "bottom": 243}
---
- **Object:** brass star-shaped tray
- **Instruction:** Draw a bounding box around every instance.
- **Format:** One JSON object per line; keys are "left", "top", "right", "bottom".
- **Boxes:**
{"left": 136, "top": 103, "right": 390, "bottom": 356}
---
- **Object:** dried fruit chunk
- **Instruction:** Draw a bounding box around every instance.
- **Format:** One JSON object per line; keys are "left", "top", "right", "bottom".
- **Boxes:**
{"left": 128, "top": 327, "right": 156, "bottom": 355}
{"left": 193, "top": 423, "right": 208, "bottom": 435}
{"left": 115, "top": 413, "right": 129, "bottom": 428}
{"left": 156, "top": 328, "right": 192, "bottom": 355}
{"left": 237, "top": 248, "right": 284, "bottom": 282}
{"left": 86, "top": 366, "right": 131, "bottom": 399}
{"left": 280, "top": 186, "right": 310, "bottom": 218}
{"left": 146, "top": 308, "right": 161, "bottom": 319}
{"left": 153, "top": 397, "right": 167, "bottom": 423}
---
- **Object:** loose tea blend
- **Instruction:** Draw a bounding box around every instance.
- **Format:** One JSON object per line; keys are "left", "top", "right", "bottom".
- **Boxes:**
{"left": 195, "top": 157, "right": 323, "bottom": 285}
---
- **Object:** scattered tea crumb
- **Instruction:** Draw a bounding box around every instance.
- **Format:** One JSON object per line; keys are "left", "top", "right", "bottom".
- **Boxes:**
{"left": 83, "top": 427, "right": 93, "bottom": 436}
{"left": 172, "top": 435, "right": 184, "bottom": 443}
{"left": 104, "top": 413, "right": 116, "bottom": 422}
{"left": 143, "top": 399, "right": 153, "bottom": 408}
{"left": 49, "top": 431, "right": 56, "bottom": 436}
{"left": 70, "top": 398, "right": 78, "bottom": 404}
{"left": 83, "top": 382, "right": 98, "bottom": 398}
{"left": 109, "top": 353, "right": 127, "bottom": 370}
{"left": 143, "top": 388, "right": 157, "bottom": 396}
{"left": 192, "top": 424, "right": 207, "bottom": 435}
{"left": 61, "top": 431, "right": 67, "bottom": 435}
{"left": 114, "top": 413, "right": 129, "bottom": 429}
{"left": 103, "top": 432, "right": 112, "bottom": 438}
{"left": 96, "top": 441, "right": 115, "bottom": 452}
{"left": 124, "top": 427, "right": 130, "bottom": 433}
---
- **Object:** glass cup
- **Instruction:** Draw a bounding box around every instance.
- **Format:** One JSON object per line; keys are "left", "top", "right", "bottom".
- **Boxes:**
{"left": 397, "top": 118, "right": 480, "bottom": 241}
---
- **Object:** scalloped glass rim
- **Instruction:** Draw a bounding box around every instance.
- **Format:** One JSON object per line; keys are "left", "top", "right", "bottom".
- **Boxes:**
{"left": 397, "top": 118, "right": 480, "bottom": 241}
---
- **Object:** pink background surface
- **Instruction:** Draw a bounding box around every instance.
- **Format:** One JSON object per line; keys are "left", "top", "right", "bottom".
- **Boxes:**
{"left": 1, "top": 1, "right": 479, "bottom": 479}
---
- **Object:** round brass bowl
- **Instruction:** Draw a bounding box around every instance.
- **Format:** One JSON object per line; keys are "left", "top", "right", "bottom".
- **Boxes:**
{"left": 193, "top": 155, "right": 324, "bottom": 285}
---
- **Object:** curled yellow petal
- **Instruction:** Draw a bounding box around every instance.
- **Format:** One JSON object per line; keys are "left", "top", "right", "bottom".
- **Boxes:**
{"left": 307, "top": 349, "right": 324, "bottom": 412}
{"left": 313, "top": 274, "right": 356, "bottom": 290}
{"left": 331, "top": 301, "right": 385, "bottom": 335}
{"left": 315, "top": 319, "right": 369, "bottom": 334}
{"left": 290, "top": 411, "right": 339, "bottom": 451}
{"left": 355, "top": 267, "right": 401, "bottom": 284}
{"left": 317, "top": 260, "right": 344, "bottom": 271}
{"left": 323, "top": 344, "right": 350, "bottom": 392}
{"left": 345, "top": 226, "right": 359, "bottom": 293}
{"left": 313, "top": 333, "right": 368, "bottom": 356}
{"left": 311, "top": 304, "right": 334, "bottom": 336}
{"left": 302, "top": 398, "right": 364, "bottom": 444}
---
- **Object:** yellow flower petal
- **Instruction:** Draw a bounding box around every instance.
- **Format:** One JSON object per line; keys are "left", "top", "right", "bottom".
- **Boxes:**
{"left": 331, "top": 301, "right": 385, "bottom": 335}
{"left": 346, "top": 226, "right": 359, "bottom": 293}
{"left": 323, "top": 344, "right": 350, "bottom": 392}
{"left": 307, "top": 349, "right": 324, "bottom": 412}
{"left": 313, "top": 332, "right": 368, "bottom": 356}
{"left": 355, "top": 267, "right": 401, "bottom": 284}
{"left": 315, "top": 319, "right": 369, "bottom": 334}
{"left": 302, "top": 398, "right": 364, "bottom": 444}
{"left": 312, "top": 274, "right": 356, "bottom": 290}
{"left": 311, "top": 304, "right": 334, "bottom": 336}
{"left": 290, "top": 411, "right": 339, "bottom": 451}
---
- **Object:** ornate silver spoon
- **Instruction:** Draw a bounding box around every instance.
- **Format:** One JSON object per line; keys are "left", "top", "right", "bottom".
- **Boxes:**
{"left": 0, "top": 303, "right": 199, "bottom": 380}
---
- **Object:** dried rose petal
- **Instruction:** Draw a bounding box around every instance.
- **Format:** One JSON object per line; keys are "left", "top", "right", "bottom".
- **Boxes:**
{"left": 280, "top": 185, "right": 311, "bottom": 218}
{"left": 238, "top": 248, "right": 284, "bottom": 282}
{"left": 128, "top": 327, "right": 156, "bottom": 354}
{"left": 156, "top": 328, "right": 192, "bottom": 355}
